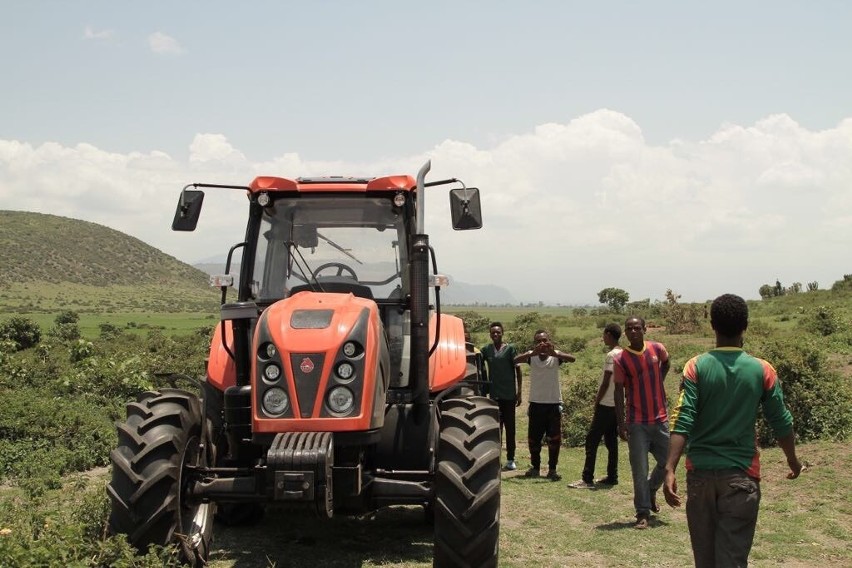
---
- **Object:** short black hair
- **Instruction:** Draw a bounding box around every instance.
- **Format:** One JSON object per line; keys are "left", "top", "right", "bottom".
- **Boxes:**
{"left": 710, "top": 294, "right": 749, "bottom": 337}
{"left": 624, "top": 316, "right": 646, "bottom": 328}
{"left": 604, "top": 323, "right": 622, "bottom": 341}
{"left": 489, "top": 322, "right": 503, "bottom": 331}
{"left": 534, "top": 329, "right": 548, "bottom": 337}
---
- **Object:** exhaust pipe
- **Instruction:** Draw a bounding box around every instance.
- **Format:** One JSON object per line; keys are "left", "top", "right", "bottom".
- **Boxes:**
{"left": 410, "top": 161, "right": 431, "bottom": 414}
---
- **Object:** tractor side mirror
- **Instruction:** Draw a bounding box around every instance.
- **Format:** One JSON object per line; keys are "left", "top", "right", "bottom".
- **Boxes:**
{"left": 449, "top": 187, "right": 482, "bottom": 230}
{"left": 172, "top": 189, "right": 205, "bottom": 231}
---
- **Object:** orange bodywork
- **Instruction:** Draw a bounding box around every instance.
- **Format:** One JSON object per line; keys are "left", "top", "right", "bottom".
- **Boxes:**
{"left": 248, "top": 175, "right": 416, "bottom": 194}
{"left": 207, "top": 321, "right": 237, "bottom": 392}
{"left": 251, "top": 293, "right": 386, "bottom": 433}
{"left": 428, "top": 313, "right": 468, "bottom": 391}
{"left": 206, "top": 295, "right": 470, "bottom": 433}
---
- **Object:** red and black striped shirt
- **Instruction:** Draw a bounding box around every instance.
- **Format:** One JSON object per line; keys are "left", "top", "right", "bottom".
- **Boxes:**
{"left": 613, "top": 341, "right": 669, "bottom": 424}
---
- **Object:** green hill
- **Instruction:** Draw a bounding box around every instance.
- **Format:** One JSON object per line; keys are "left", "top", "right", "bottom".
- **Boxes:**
{"left": 0, "top": 210, "right": 219, "bottom": 314}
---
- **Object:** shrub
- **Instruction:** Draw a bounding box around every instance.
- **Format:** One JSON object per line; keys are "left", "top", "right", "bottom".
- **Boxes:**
{"left": 49, "top": 322, "right": 81, "bottom": 342}
{"left": 754, "top": 338, "right": 852, "bottom": 444}
{"left": 453, "top": 311, "right": 489, "bottom": 332}
{"left": 55, "top": 310, "right": 80, "bottom": 326}
{"left": 0, "top": 316, "right": 41, "bottom": 351}
{"left": 799, "top": 305, "right": 843, "bottom": 336}
{"left": 560, "top": 372, "right": 599, "bottom": 447}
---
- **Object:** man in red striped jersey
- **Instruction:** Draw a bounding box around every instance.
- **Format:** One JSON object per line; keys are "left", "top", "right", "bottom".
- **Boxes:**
{"left": 613, "top": 316, "right": 671, "bottom": 529}
{"left": 663, "top": 294, "right": 803, "bottom": 567}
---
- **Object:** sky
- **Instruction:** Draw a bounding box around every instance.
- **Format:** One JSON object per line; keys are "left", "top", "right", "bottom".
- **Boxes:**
{"left": 1, "top": 1, "right": 851, "bottom": 305}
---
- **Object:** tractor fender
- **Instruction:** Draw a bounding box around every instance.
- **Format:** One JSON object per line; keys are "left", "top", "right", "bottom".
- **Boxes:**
{"left": 428, "top": 313, "right": 467, "bottom": 392}
{"left": 207, "top": 321, "right": 237, "bottom": 392}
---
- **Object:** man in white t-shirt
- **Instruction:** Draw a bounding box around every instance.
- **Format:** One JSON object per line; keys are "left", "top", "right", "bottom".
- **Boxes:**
{"left": 569, "top": 323, "right": 623, "bottom": 489}
{"left": 514, "top": 329, "right": 576, "bottom": 481}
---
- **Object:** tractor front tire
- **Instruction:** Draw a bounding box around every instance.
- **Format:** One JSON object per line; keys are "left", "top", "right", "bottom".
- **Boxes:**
{"left": 433, "top": 396, "right": 501, "bottom": 568}
{"left": 107, "top": 388, "right": 214, "bottom": 566}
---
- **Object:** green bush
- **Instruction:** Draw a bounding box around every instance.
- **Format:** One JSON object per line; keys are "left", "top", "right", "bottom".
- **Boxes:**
{"left": 0, "top": 316, "right": 41, "bottom": 351}
{"left": 560, "top": 372, "right": 599, "bottom": 447}
{"left": 453, "top": 310, "right": 490, "bottom": 333}
{"left": 49, "top": 322, "right": 81, "bottom": 342}
{"left": 0, "top": 483, "right": 181, "bottom": 567}
{"left": 55, "top": 310, "right": 80, "bottom": 326}
{"left": 799, "top": 305, "right": 844, "bottom": 336}
{"left": 0, "top": 387, "right": 116, "bottom": 482}
{"left": 754, "top": 338, "right": 852, "bottom": 444}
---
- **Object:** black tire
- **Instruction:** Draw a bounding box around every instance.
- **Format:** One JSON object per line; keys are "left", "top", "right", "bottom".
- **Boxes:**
{"left": 107, "top": 388, "right": 215, "bottom": 566}
{"left": 433, "top": 396, "right": 501, "bottom": 568}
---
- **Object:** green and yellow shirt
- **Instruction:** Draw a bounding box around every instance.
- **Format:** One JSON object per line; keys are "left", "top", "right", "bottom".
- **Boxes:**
{"left": 670, "top": 348, "right": 793, "bottom": 479}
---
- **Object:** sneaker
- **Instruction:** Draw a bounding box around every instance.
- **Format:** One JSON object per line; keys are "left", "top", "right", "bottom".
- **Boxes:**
{"left": 546, "top": 470, "right": 562, "bottom": 482}
{"left": 595, "top": 477, "right": 618, "bottom": 486}
{"left": 568, "top": 480, "right": 595, "bottom": 489}
{"left": 524, "top": 467, "right": 540, "bottom": 478}
{"left": 503, "top": 460, "right": 517, "bottom": 471}
{"left": 634, "top": 515, "right": 650, "bottom": 530}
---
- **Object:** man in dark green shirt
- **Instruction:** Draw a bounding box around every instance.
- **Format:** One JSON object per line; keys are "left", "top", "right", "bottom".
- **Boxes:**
{"left": 480, "top": 322, "right": 522, "bottom": 471}
{"left": 664, "top": 294, "right": 803, "bottom": 568}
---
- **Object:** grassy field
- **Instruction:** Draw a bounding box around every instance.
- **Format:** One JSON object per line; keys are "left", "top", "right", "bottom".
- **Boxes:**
{"left": 2, "top": 292, "right": 850, "bottom": 567}
{"left": 200, "top": 441, "right": 849, "bottom": 568}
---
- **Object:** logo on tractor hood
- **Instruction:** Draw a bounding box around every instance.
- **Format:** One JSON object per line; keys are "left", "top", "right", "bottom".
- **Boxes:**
{"left": 299, "top": 357, "right": 315, "bottom": 374}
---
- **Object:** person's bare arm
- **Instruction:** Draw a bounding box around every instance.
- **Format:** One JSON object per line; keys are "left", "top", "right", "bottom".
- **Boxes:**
{"left": 594, "top": 371, "right": 611, "bottom": 406}
{"left": 515, "top": 364, "right": 523, "bottom": 407}
{"left": 663, "top": 433, "right": 687, "bottom": 507}
{"left": 614, "top": 383, "right": 628, "bottom": 441}
{"left": 776, "top": 432, "right": 804, "bottom": 479}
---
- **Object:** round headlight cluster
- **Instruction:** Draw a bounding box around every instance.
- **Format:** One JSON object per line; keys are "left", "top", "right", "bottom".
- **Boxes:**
{"left": 263, "top": 363, "right": 281, "bottom": 382}
{"left": 262, "top": 387, "right": 290, "bottom": 416}
{"left": 342, "top": 341, "right": 357, "bottom": 358}
{"left": 336, "top": 361, "right": 354, "bottom": 381}
{"left": 258, "top": 342, "right": 277, "bottom": 360}
{"left": 327, "top": 386, "right": 354, "bottom": 414}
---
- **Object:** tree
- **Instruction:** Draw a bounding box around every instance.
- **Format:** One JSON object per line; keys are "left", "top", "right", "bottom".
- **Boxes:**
{"left": 758, "top": 284, "right": 774, "bottom": 299}
{"left": 597, "top": 288, "right": 629, "bottom": 312}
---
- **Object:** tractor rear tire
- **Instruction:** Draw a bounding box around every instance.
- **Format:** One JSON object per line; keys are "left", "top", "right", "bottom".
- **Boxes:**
{"left": 107, "top": 388, "right": 214, "bottom": 566}
{"left": 433, "top": 396, "right": 501, "bottom": 568}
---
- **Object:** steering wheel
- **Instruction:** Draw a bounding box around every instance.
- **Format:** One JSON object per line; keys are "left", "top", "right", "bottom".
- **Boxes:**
{"left": 311, "top": 262, "right": 359, "bottom": 282}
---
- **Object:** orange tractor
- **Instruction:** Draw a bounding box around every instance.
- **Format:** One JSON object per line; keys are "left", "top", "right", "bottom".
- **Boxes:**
{"left": 107, "top": 161, "right": 501, "bottom": 566}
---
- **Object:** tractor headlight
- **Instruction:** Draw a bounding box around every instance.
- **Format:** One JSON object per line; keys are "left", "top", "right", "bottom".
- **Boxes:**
{"left": 342, "top": 341, "right": 357, "bottom": 358}
{"left": 261, "top": 343, "right": 277, "bottom": 360}
{"left": 336, "top": 361, "right": 354, "bottom": 381}
{"left": 263, "top": 363, "right": 281, "bottom": 382}
{"left": 327, "top": 386, "right": 354, "bottom": 414}
{"left": 262, "top": 388, "right": 289, "bottom": 416}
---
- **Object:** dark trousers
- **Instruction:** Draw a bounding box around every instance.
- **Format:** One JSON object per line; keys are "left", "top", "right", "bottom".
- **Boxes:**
{"left": 495, "top": 398, "right": 516, "bottom": 461}
{"left": 581, "top": 404, "right": 618, "bottom": 483}
{"left": 686, "top": 469, "right": 761, "bottom": 568}
{"left": 527, "top": 402, "right": 562, "bottom": 470}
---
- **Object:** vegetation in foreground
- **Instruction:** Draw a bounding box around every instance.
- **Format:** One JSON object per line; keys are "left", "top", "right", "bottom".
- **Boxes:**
{"left": 1, "top": 279, "right": 850, "bottom": 566}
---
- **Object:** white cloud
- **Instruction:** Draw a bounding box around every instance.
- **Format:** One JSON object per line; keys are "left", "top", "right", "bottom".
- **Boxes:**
{"left": 1, "top": 110, "right": 850, "bottom": 304}
{"left": 148, "top": 32, "right": 184, "bottom": 55}
{"left": 83, "top": 25, "right": 114, "bottom": 41}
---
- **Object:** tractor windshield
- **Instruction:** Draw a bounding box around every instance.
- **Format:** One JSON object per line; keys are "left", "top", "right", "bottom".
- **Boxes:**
{"left": 249, "top": 196, "right": 408, "bottom": 303}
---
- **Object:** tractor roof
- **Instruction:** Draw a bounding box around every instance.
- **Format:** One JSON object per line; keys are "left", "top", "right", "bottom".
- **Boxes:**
{"left": 248, "top": 175, "right": 416, "bottom": 194}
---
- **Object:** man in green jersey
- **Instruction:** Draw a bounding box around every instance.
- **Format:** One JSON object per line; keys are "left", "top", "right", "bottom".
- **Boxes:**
{"left": 663, "top": 294, "right": 803, "bottom": 568}
{"left": 481, "top": 322, "right": 522, "bottom": 471}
